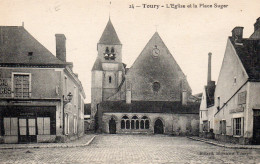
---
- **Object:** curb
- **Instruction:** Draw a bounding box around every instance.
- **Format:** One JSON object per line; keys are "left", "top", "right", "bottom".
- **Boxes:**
{"left": 188, "top": 137, "right": 260, "bottom": 149}
{"left": 0, "top": 135, "right": 96, "bottom": 150}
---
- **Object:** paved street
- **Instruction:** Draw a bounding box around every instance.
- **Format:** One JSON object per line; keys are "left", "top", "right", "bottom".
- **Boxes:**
{"left": 0, "top": 134, "right": 260, "bottom": 163}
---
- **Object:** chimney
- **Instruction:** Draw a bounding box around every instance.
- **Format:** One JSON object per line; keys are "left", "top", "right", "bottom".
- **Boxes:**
{"left": 55, "top": 34, "right": 66, "bottom": 62}
{"left": 207, "top": 52, "right": 212, "bottom": 85}
{"left": 126, "top": 78, "right": 131, "bottom": 104}
{"left": 182, "top": 90, "right": 187, "bottom": 105}
{"left": 254, "top": 17, "right": 260, "bottom": 32}
{"left": 232, "top": 27, "right": 244, "bottom": 42}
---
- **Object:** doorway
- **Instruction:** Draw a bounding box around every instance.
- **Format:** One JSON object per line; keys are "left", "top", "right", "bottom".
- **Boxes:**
{"left": 109, "top": 118, "right": 116, "bottom": 134}
{"left": 253, "top": 110, "right": 260, "bottom": 144}
{"left": 154, "top": 119, "right": 164, "bottom": 134}
{"left": 18, "top": 117, "right": 37, "bottom": 143}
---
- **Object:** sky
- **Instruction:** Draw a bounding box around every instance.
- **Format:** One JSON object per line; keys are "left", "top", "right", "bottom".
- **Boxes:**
{"left": 1, "top": 0, "right": 260, "bottom": 103}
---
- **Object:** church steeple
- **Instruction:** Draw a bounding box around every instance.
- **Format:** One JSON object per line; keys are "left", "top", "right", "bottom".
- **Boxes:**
{"left": 98, "top": 19, "right": 121, "bottom": 45}
{"left": 96, "top": 19, "right": 122, "bottom": 63}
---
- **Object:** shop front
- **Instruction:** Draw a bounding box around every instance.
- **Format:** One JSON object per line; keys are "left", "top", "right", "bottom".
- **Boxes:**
{"left": 0, "top": 106, "right": 56, "bottom": 143}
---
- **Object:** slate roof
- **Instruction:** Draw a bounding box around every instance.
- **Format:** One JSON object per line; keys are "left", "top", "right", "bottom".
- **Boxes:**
{"left": 250, "top": 28, "right": 260, "bottom": 39}
{"left": 98, "top": 19, "right": 121, "bottom": 45}
{"left": 230, "top": 37, "right": 260, "bottom": 81}
{"left": 0, "top": 26, "right": 66, "bottom": 65}
{"left": 91, "top": 58, "right": 103, "bottom": 71}
{"left": 99, "top": 101, "right": 200, "bottom": 114}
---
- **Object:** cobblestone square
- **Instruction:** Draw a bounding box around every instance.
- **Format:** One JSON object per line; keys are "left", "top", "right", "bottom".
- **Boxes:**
{"left": 0, "top": 134, "right": 260, "bottom": 163}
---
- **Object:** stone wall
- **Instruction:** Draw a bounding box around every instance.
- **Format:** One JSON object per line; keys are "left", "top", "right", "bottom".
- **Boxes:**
{"left": 101, "top": 112, "right": 199, "bottom": 135}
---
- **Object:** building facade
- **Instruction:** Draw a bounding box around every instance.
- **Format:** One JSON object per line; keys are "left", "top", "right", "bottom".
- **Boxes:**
{"left": 0, "top": 26, "right": 85, "bottom": 143}
{"left": 200, "top": 17, "right": 260, "bottom": 144}
{"left": 91, "top": 19, "right": 200, "bottom": 135}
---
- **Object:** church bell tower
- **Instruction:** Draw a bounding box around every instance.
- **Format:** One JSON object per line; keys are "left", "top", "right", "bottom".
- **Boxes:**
{"left": 91, "top": 19, "right": 124, "bottom": 117}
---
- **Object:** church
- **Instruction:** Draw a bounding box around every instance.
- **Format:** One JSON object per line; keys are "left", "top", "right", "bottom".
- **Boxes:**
{"left": 91, "top": 19, "right": 200, "bottom": 135}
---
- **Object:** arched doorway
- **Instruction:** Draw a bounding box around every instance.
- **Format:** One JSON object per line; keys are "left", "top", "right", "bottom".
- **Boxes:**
{"left": 154, "top": 119, "right": 164, "bottom": 134}
{"left": 109, "top": 118, "right": 116, "bottom": 134}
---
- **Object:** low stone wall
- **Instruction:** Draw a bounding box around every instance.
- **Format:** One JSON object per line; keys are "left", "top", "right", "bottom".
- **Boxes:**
{"left": 215, "top": 134, "right": 252, "bottom": 145}
{"left": 37, "top": 135, "right": 56, "bottom": 143}
{"left": 199, "top": 132, "right": 215, "bottom": 139}
{"left": 4, "top": 136, "right": 18, "bottom": 143}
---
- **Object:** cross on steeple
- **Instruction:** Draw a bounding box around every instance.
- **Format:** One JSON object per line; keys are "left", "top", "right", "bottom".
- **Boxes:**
{"left": 109, "top": 1, "right": 112, "bottom": 19}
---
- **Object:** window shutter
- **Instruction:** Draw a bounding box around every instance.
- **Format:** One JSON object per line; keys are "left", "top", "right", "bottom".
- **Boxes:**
{"left": 241, "top": 117, "right": 244, "bottom": 136}
{"left": 231, "top": 118, "right": 234, "bottom": 136}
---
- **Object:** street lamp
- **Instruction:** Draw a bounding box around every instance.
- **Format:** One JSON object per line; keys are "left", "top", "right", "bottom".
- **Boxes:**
{"left": 63, "top": 92, "right": 73, "bottom": 105}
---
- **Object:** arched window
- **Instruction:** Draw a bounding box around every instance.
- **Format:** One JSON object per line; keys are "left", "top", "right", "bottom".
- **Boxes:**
{"left": 109, "top": 76, "right": 112, "bottom": 83}
{"left": 136, "top": 120, "right": 139, "bottom": 129}
{"left": 126, "top": 120, "right": 130, "bottom": 129}
{"left": 111, "top": 47, "right": 115, "bottom": 53}
{"left": 140, "top": 120, "right": 144, "bottom": 129}
{"left": 141, "top": 116, "right": 150, "bottom": 129}
{"left": 131, "top": 120, "right": 135, "bottom": 129}
{"left": 121, "top": 116, "right": 129, "bottom": 129}
{"left": 121, "top": 120, "right": 125, "bottom": 129}
{"left": 105, "top": 47, "right": 109, "bottom": 54}
{"left": 131, "top": 116, "right": 139, "bottom": 129}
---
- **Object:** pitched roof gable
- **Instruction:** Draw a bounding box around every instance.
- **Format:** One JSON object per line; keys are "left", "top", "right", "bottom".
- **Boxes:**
{"left": 126, "top": 32, "right": 191, "bottom": 101}
{"left": 250, "top": 28, "right": 260, "bottom": 39}
{"left": 98, "top": 19, "right": 121, "bottom": 45}
{"left": 230, "top": 37, "right": 260, "bottom": 81}
{"left": 91, "top": 58, "right": 103, "bottom": 71}
{"left": 0, "top": 26, "right": 65, "bottom": 65}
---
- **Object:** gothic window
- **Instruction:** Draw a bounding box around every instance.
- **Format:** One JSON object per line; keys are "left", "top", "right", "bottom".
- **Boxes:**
{"left": 140, "top": 120, "right": 144, "bottom": 129}
{"left": 126, "top": 120, "right": 130, "bottom": 129}
{"left": 136, "top": 120, "right": 139, "bottom": 129}
{"left": 141, "top": 116, "right": 149, "bottom": 129}
{"left": 131, "top": 120, "right": 135, "bottom": 129}
{"left": 111, "top": 47, "right": 115, "bottom": 53}
{"left": 104, "top": 47, "right": 109, "bottom": 60}
{"left": 131, "top": 116, "right": 139, "bottom": 129}
{"left": 105, "top": 47, "right": 109, "bottom": 54}
{"left": 121, "top": 116, "right": 130, "bottom": 129}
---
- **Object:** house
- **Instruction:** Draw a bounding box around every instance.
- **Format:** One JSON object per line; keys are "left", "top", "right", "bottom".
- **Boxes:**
{"left": 0, "top": 26, "right": 85, "bottom": 143}
{"left": 91, "top": 19, "right": 200, "bottom": 135}
{"left": 200, "top": 17, "right": 260, "bottom": 144}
